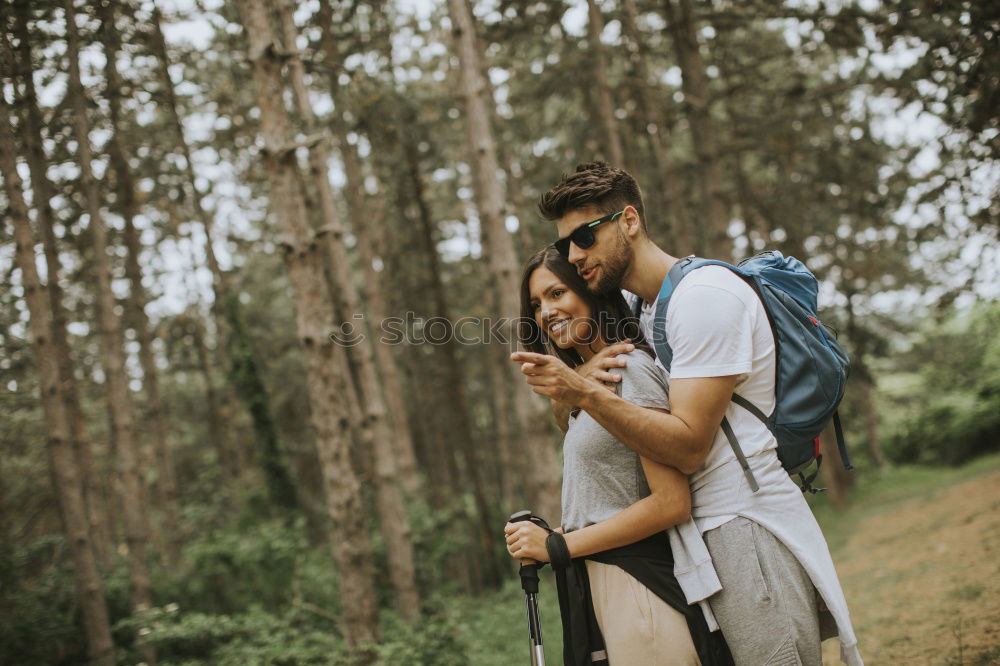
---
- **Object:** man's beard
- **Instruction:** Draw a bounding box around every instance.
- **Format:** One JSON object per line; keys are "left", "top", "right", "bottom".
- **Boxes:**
{"left": 590, "top": 231, "right": 632, "bottom": 295}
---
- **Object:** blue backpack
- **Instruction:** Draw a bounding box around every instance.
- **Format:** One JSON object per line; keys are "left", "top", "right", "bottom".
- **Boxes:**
{"left": 644, "top": 251, "right": 853, "bottom": 493}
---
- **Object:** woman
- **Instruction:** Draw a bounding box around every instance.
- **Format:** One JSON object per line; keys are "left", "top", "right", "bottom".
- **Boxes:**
{"left": 505, "top": 246, "right": 732, "bottom": 666}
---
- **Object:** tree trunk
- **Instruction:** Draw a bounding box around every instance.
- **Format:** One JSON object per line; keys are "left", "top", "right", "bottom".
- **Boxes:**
{"left": 64, "top": 4, "right": 156, "bottom": 657}
{"left": 467, "top": 78, "right": 526, "bottom": 509}
{"left": 732, "top": 152, "right": 771, "bottom": 253}
{"left": 150, "top": 8, "right": 286, "bottom": 494}
{"left": 187, "top": 314, "right": 238, "bottom": 483}
{"left": 586, "top": 0, "right": 625, "bottom": 168}
{"left": 96, "top": 0, "right": 181, "bottom": 565}
{"left": 858, "top": 373, "right": 885, "bottom": 468}
{"left": 664, "top": 0, "right": 730, "bottom": 259}
{"left": 447, "top": 0, "right": 562, "bottom": 526}
{"left": 471, "top": 37, "right": 537, "bottom": 257}
{"left": 403, "top": 140, "right": 504, "bottom": 588}
{"left": 313, "top": 0, "right": 422, "bottom": 498}
{"left": 7, "top": 8, "right": 113, "bottom": 569}
{"left": 844, "top": 294, "right": 885, "bottom": 469}
{"left": 239, "top": 0, "right": 380, "bottom": 647}
{"left": 360, "top": 19, "right": 505, "bottom": 589}
{"left": 819, "top": 424, "right": 850, "bottom": 507}
{"left": 621, "top": 0, "right": 694, "bottom": 255}
{"left": 340, "top": 140, "right": 422, "bottom": 496}
{"left": 277, "top": 0, "right": 420, "bottom": 622}
{"left": 1, "top": 93, "right": 116, "bottom": 666}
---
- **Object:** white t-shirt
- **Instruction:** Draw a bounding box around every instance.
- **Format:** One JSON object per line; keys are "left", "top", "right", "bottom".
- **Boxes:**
{"left": 628, "top": 265, "right": 778, "bottom": 530}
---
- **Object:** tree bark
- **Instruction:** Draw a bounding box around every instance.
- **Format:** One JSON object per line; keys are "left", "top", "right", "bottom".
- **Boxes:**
{"left": 819, "top": 424, "right": 850, "bottom": 507}
{"left": 845, "top": 294, "right": 885, "bottom": 469}
{"left": 149, "top": 7, "right": 285, "bottom": 492}
{"left": 360, "top": 18, "right": 505, "bottom": 589}
{"left": 403, "top": 137, "right": 503, "bottom": 588}
{"left": 239, "top": 0, "right": 380, "bottom": 647}
{"left": 64, "top": 3, "right": 156, "bottom": 654}
{"left": 277, "top": 0, "right": 420, "bottom": 622}
{"left": 1, "top": 92, "right": 116, "bottom": 666}
{"left": 187, "top": 313, "right": 238, "bottom": 483}
{"left": 7, "top": 6, "right": 113, "bottom": 569}
{"left": 340, "top": 139, "right": 422, "bottom": 496}
{"left": 313, "top": 0, "right": 422, "bottom": 499}
{"left": 586, "top": 0, "right": 625, "bottom": 168}
{"left": 96, "top": 0, "right": 181, "bottom": 565}
{"left": 447, "top": 0, "right": 562, "bottom": 526}
{"left": 621, "top": 0, "right": 694, "bottom": 255}
{"left": 664, "top": 0, "right": 730, "bottom": 259}
{"left": 858, "top": 372, "right": 884, "bottom": 469}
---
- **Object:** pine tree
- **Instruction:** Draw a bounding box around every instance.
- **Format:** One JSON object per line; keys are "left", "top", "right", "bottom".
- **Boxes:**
{"left": 0, "top": 86, "right": 116, "bottom": 666}
{"left": 239, "top": 0, "right": 380, "bottom": 648}
{"left": 63, "top": 4, "right": 156, "bottom": 659}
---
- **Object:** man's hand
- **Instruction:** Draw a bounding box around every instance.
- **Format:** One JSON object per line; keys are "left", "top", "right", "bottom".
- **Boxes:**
{"left": 510, "top": 351, "right": 599, "bottom": 405}
{"left": 576, "top": 341, "right": 634, "bottom": 387}
{"left": 549, "top": 341, "right": 634, "bottom": 432}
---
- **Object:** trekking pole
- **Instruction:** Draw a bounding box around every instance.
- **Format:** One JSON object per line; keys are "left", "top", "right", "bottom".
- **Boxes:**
{"left": 509, "top": 510, "right": 546, "bottom": 666}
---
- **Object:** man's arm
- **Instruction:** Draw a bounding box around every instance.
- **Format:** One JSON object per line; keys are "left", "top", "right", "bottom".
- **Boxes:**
{"left": 512, "top": 350, "right": 738, "bottom": 473}
{"left": 548, "top": 341, "right": 634, "bottom": 433}
{"left": 576, "top": 374, "right": 737, "bottom": 473}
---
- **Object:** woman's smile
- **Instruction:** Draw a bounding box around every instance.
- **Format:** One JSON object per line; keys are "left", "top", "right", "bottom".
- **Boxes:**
{"left": 549, "top": 318, "right": 570, "bottom": 335}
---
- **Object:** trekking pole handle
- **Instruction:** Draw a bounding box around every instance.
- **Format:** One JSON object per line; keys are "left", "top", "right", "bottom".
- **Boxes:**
{"left": 509, "top": 510, "right": 540, "bottom": 566}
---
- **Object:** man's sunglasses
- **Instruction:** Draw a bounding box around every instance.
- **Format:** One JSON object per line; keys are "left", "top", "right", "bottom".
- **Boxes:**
{"left": 554, "top": 210, "right": 624, "bottom": 258}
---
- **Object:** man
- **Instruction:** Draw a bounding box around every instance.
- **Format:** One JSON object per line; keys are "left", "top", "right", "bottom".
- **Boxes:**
{"left": 511, "top": 162, "right": 862, "bottom": 665}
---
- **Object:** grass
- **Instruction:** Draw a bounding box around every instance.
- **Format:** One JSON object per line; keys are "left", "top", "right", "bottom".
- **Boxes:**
{"left": 444, "top": 576, "right": 564, "bottom": 666}
{"left": 807, "top": 452, "right": 1000, "bottom": 552}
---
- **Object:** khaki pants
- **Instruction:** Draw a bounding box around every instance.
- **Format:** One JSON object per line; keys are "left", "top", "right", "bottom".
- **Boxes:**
{"left": 585, "top": 560, "right": 701, "bottom": 665}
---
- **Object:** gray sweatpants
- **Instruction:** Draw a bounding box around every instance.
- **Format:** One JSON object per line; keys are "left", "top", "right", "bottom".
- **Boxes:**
{"left": 704, "top": 517, "right": 822, "bottom": 666}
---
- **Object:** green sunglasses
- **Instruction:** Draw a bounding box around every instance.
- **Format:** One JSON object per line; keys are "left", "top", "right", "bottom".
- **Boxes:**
{"left": 554, "top": 209, "right": 624, "bottom": 258}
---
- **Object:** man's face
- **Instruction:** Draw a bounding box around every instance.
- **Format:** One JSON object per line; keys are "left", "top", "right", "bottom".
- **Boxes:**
{"left": 555, "top": 206, "right": 633, "bottom": 295}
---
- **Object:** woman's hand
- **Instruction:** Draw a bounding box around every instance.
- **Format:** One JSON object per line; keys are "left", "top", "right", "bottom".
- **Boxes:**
{"left": 510, "top": 351, "right": 597, "bottom": 404}
{"left": 504, "top": 520, "right": 551, "bottom": 563}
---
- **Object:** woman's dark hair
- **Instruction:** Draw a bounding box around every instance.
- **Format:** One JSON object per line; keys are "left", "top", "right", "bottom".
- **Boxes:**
{"left": 518, "top": 245, "right": 652, "bottom": 368}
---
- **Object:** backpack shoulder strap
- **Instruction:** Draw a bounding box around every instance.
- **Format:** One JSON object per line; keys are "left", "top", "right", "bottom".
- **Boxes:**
{"left": 651, "top": 257, "right": 766, "bottom": 493}
{"left": 651, "top": 257, "right": 740, "bottom": 369}
{"left": 630, "top": 292, "right": 644, "bottom": 319}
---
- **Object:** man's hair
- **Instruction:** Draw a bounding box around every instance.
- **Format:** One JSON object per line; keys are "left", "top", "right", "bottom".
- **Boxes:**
{"left": 537, "top": 161, "right": 646, "bottom": 230}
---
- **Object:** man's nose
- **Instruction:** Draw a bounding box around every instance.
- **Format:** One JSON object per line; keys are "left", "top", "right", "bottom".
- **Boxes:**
{"left": 567, "top": 242, "right": 586, "bottom": 268}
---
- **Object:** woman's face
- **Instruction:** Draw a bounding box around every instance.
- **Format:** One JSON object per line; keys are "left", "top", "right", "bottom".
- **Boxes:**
{"left": 528, "top": 265, "right": 595, "bottom": 350}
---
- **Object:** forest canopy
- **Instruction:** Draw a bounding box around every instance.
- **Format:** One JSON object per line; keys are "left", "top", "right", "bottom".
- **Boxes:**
{"left": 1, "top": 0, "right": 997, "bottom": 663}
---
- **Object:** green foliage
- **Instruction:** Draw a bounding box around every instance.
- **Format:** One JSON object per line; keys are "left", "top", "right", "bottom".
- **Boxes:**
{"left": 0, "top": 535, "right": 87, "bottom": 665}
{"left": 112, "top": 602, "right": 475, "bottom": 666}
{"left": 115, "top": 605, "right": 346, "bottom": 666}
{"left": 223, "top": 292, "right": 300, "bottom": 512}
{"left": 374, "top": 608, "right": 469, "bottom": 666}
{"left": 4, "top": 0, "right": 997, "bottom": 663}
{"left": 881, "top": 302, "right": 1000, "bottom": 466}
{"left": 445, "top": 579, "right": 564, "bottom": 666}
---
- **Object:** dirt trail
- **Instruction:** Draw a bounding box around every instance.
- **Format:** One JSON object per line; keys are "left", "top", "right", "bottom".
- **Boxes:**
{"left": 822, "top": 468, "right": 1000, "bottom": 664}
